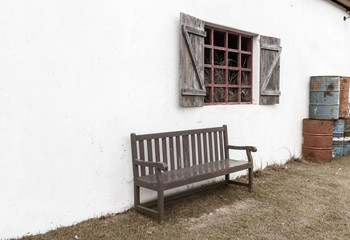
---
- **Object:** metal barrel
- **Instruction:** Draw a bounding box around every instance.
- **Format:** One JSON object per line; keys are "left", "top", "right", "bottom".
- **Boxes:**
{"left": 309, "top": 76, "right": 340, "bottom": 119}
{"left": 302, "top": 119, "right": 332, "bottom": 162}
{"left": 333, "top": 119, "right": 345, "bottom": 159}
{"left": 339, "top": 77, "right": 350, "bottom": 118}
{"left": 344, "top": 137, "right": 350, "bottom": 156}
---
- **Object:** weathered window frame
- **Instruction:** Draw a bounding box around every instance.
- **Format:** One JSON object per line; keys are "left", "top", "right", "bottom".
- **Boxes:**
{"left": 204, "top": 25, "right": 253, "bottom": 105}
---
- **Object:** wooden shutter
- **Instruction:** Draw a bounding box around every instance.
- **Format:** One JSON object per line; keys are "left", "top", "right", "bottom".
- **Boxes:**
{"left": 180, "top": 13, "right": 207, "bottom": 107}
{"left": 260, "top": 35, "right": 282, "bottom": 105}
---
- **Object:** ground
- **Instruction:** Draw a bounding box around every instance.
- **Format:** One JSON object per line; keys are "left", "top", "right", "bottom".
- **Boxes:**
{"left": 14, "top": 156, "right": 350, "bottom": 240}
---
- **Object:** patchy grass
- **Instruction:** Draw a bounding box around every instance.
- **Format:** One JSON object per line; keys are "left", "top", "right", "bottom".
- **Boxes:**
{"left": 13, "top": 156, "right": 350, "bottom": 240}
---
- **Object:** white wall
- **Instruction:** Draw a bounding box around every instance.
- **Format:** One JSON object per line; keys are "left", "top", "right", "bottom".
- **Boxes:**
{"left": 1, "top": 0, "right": 349, "bottom": 238}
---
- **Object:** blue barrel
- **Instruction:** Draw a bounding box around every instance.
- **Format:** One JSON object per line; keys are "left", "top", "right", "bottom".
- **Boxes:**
{"left": 344, "top": 137, "right": 350, "bottom": 155}
{"left": 309, "top": 76, "right": 340, "bottom": 119}
{"left": 333, "top": 119, "right": 344, "bottom": 159}
{"left": 344, "top": 118, "right": 350, "bottom": 155}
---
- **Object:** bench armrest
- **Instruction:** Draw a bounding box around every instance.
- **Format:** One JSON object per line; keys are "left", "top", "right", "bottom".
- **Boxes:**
{"left": 226, "top": 145, "right": 257, "bottom": 163}
{"left": 134, "top": 159, "right": 168, "bottom": 171}
{"left": 226, "top": 145, "right": 257, "bottom": 152}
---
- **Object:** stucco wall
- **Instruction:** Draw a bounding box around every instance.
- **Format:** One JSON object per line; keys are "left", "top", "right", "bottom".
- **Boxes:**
{"left": 1, "top": 0, "right": 349, "bottom": 238}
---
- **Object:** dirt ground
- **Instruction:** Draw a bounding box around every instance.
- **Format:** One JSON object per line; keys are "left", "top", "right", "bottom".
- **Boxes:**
{"left": 14, "top": 156, "right": 350, "bottom": 240}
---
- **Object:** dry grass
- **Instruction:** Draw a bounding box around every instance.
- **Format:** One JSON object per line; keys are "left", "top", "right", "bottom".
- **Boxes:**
{"left": 13, "top": 156, "right": 350, "bottom": 240}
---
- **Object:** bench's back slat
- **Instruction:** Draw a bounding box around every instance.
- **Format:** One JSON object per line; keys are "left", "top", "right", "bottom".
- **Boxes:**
{"left": 139, "top": 140, "right": 146, "bottom": 176}
{"left": 169, "top": 137, "right": 175, "bottom": 170}
{"left": 219, "top": 131, "right": 224, "bottom": 160}
{"left": 197, "top": 134, "right": 203, "bottom": 165}
{"left": 131, "top": 126, "right": 228, "bottom": 178}
{"left": 147, "top": 139, "right": 154, "bottom": 175}
{"left": 191, "top": 134, "right": 196, "bottom": 166}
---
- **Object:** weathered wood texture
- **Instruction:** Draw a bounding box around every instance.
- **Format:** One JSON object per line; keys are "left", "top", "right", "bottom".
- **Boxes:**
{"left": 130, "top": 125, "right": 257, "bottom": 223}
{"left": 260, "top": 35, "right": 281, "bottom": 105}
{"left": 179, "top": 13, "right": 206, "bottom": 107}
{"left": 340, "top": 77, "right": 350, "bottom": 118}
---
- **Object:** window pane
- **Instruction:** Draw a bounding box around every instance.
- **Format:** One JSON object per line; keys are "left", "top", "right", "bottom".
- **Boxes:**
{"left": 214, "top": 50, "right": 225, "bottom": 66}
{"left": 205, "top": 28, "right": 211, "bottom": 45}
{"left": 241, "top": 36, "right": 252, "bottom": 51}
{"left": 228, "top": 88, "right": 238, "bottom": 102}
{"left": 228, "top": 52, "right": 238, "bottom": 67}
{"left": 241, "top": 54, "right": 251, "bottom": 68}
{"left": 205, "top": 87, "right": 212, "bottom": 103}
{"left": 228, "top": 70, "right": 239, "bottom": 85}
{"left": 205, "top": 68, "right": 211, "bottom": 84}
{"left": 214, "top": 87, "right": 226, "bottom": 103}
{"left": 241, "top": 71, "right": 251, "bottom": 85}
{"left": 205, "top": 48, "right": 211, "bottom": 65}
{"left": 228, "top": 34, "right": 238, "bottom": 49}
{"left": 214, "top": 30, "right": 225, "bottom": 47}
{"left": 214, "top": 69, "right": 225, "bottom": 84}
{"left": 241, "top": 88, "right": 252, "bottom": 102}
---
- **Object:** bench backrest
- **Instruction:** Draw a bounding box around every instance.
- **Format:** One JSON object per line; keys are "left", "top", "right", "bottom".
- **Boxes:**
{"left": 131, "top": 125, "right": 229, "bottom": 177}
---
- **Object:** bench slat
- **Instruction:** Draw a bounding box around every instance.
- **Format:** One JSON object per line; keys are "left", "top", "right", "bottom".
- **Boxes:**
{"left": 162, "top": 138, "right": 168, "bottom": 168}
{"left": 183, "top": 135, "right": 190, "bottom": 168}
{"left": 139, "top": 140, "right": 146, "bottom": 176}
{"left": 214, "top": 131, "right": 219, "bottom": 161}
{"left": 203, "top": 133, "right": 208, "bottom": 163}
{"left": 136, "top": 159, "right": 252, "bottom": 190}
{"left": 191, "top": 134, "right": 196, "bottom": 166}
{"left": 197, "top": 133, "right": 202, "bottom": 165}
{"left": 147, "top": 139, "right": 154, "bottom": 175}
{"left": 219, "top": 131, "right": 224, "bottom": 160}
{"left": 176, "top": 136, "right": 181, "bottom": 169}
{"left": 208, "top": 132, "right": 213, "bottom": 162}
{"left": 134, "top": 126, "right": 225, "bottom": 141}
{"left": 169, "top": 137, "right": 175, "bottom": 170}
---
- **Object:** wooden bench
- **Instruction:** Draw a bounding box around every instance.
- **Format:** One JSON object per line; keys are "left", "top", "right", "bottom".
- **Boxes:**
{"left": 130, "top": 125, "right": 257, "bottom": 223}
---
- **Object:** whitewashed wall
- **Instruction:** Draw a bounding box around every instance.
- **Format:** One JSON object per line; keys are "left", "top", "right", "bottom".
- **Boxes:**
{"left": 1, "top": 0, "right": 349, "bottom": 238}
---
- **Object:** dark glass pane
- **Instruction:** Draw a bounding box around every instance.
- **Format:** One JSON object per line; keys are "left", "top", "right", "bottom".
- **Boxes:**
{"left": 241, "top": 36, "right": 252, "bottom": 51}
{"left": 205, "top": 68, "right": 211, "bottom": 84}
{"left": 214, "top": 30, "right": 225, "bottom": 47}
{"left": 205, "top": 87, "right": 212, "bottom": 103}
{"left": 241, "top": 54, "right": 251, "bottom": 68}
{"left": 228, "top": 88, "right": 238, "bottom": 102}
{"left": 205, "top": 28, "right": 211, "bottom": 45}
{"left": 228, "top": 70, "right": 239, "bottom": 85}
{"left": 228, "top": 52, "right": 238, "bottom": 67}
{"left": 241, "top": 88, "right": 252, "bottom": 102}
{"left": 205, "top": 48, "right": 211, "bottom": 64}
{"left": 214, "top": 50, "right": 225, "bottom": 66}
{"left": 228, "top": 34, "right": 238, "bottom": 49}
{"left": 241, "top": 71, "right": 251, "bottom": 85}
{"left": 214, "top": 69, "right": 225, "bottom": 84}
{"left": 214, "top": 87, "right": 226, "bottom": 103}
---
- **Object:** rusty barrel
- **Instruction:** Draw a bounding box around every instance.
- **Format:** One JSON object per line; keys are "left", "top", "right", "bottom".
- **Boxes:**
{"left": 339, "top": 77, "right": 350, "bottom": 118}
{"left": 344, "top": 118, "right": 350, "bottom": 155}
{"left": 309, "top": 76, "right": 340, "bottom": 119}
{"left": 302, "top": 119, "right": 332, "bottom": 162}
{"left": 333, "top": 119, "right": 344, "bottom": 159}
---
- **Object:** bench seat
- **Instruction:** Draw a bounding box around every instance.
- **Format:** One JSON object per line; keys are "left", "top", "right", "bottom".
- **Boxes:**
{"left": 136, "top": 159, "right": 252, "bottom": 190}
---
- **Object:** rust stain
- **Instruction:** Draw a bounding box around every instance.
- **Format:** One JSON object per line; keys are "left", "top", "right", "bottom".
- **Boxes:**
{"left": 312, "top": 78, "right": 322, "bottom": 91}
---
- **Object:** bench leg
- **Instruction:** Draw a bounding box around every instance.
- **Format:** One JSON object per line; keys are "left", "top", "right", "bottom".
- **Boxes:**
{"left": 157, "top": 189, "right": 165, "bottom": 224}
{"left": 134, "top": 185, "right": 140, "bottom": 206}
{"left": 248, "top": 167, "right": 253, "bottom": 192}
{"left": 225, "top": 174, "right": 230, "bottom": 181}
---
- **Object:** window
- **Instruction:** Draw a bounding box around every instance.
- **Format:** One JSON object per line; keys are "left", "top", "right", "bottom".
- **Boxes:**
{"left": 204, "top": 26, "right": 253, "bottom": 105}
{"left": 179, "top": 13, "right": 281, "bottom": 107}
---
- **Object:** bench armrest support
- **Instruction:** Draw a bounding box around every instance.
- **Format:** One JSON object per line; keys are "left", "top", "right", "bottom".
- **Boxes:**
{"left": 134, "top": 159, "right": 168, "bottom": 171}
{"left": 226, "top": 145, "right": 257, "bottom": 152}
{"left": 226, "top": 145, "right": 257, "bottom": 163}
